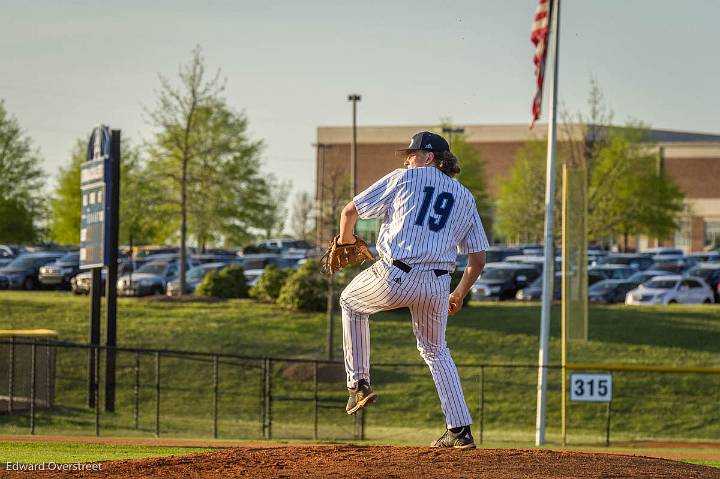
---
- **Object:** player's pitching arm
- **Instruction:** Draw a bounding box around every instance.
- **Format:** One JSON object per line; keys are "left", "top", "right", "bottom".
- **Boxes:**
{"left": 339, "top": 201, "right": 359, "bottom": 244}
{"left": 448, "top": 251, "right": 486, "bottom": 316}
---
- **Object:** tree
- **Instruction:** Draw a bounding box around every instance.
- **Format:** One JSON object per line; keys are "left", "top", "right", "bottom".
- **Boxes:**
{"left": 48, "top": 140, "right": 84, "bottom": 245}
{"left": 496, "top": 80, "right": 685, "bottom": 249}
{"left": 451, "top": 132, "right": 494, "bottom": 240}
{"left": 587, "top": 126, "right": 684, "bottom": 249}
{"left": 147, "top": 47, "right": 271, "bottom": 292}
{"left": 49, "top": 138, "right": 168, "bottom": 246}
{"left": 495, "top": 140, "right": 557, "bottom": 243}
{"left": 319, "top": 165, "right": 351, "bottom": 239}
{"left": 0, "top": 100, "right": 45, "bottom": 242}
{"left": 147, "top": 47, "right": 223, "bottom": 293}
{"left": 255, "top": 176, "right": 290, "bottom": 240}
{"left": 290, "top": 191, "right": 315, "bottom": 241}
{"left": 119, "top": 144, "right": 174, "bottom": 246}
{"left": 0, "top": 197, "right": 36, "bottom": 243}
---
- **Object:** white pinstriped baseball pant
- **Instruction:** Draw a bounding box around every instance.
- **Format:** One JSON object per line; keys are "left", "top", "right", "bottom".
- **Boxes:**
{"left": 339, "top": 261, "right": 473, "bottom": 428}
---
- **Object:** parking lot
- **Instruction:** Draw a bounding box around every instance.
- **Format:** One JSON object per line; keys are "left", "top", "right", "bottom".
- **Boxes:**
{"left": 3, "top": 243, "right": 719, "bottom": 307}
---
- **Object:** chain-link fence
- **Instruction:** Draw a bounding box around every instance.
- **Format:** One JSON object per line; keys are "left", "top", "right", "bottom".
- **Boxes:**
{"left": 0, "top": 338, "right": 56, "bottom": 414}
{"left": 1, "top": 339, "right": 718, "bottom": 445}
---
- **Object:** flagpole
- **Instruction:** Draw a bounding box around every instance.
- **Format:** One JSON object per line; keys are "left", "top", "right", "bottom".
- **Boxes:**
{"left": 535, "top": 0, "right": 560, "bottom": 447}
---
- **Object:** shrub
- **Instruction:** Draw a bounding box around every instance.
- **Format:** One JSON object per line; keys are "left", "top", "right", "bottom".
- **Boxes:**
{"left": 277, "top": 259, "right": 328, "bottom": 312}
{"left": 196, "top": 264, "right": 249, "bottom": 299}
{"left": 249, "top": 264, "right": 289, "bottom": 303}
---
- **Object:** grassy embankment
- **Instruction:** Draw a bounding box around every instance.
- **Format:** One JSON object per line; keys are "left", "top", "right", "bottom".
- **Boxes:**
{"left": 1, "top": 291, "right": 719, "bottom": 445}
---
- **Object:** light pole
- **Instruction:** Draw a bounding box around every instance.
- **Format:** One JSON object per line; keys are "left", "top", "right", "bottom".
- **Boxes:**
{"left": 348, "top": 94, "right": 361, "bottom": 197}
{"left": 442, "top": 126, "right": 465, "bottom": 150}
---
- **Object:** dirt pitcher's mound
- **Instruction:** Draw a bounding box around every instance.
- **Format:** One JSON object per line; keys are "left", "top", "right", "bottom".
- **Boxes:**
{"left": 13, "top": 445, "right": 720, "bottom": 479}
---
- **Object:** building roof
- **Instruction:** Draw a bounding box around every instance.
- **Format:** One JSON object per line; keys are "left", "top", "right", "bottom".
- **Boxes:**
{"left": 317, "top": 123, "right": 720, "bottom": 146}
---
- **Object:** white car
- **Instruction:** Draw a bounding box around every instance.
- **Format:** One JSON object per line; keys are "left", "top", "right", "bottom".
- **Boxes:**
{"left": 625, "top": 275, "right": 714, "bottom": 305}
{"left": 244, "top": 268, "right": 265, "bottom": 288}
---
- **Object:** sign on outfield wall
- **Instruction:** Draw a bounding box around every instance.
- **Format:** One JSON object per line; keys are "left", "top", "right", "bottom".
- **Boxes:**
{"left": 570, "top": 373, "right": 612, "bottom": 402}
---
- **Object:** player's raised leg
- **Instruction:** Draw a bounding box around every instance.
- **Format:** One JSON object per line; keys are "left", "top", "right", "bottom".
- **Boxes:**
{"left": 339, "top": 262, "right": 407, "bottom": 414}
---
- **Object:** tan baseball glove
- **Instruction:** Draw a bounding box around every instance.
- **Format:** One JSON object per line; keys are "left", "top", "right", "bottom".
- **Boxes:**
{"left": 320, "top": 235, "right": 376, "bottom": 275}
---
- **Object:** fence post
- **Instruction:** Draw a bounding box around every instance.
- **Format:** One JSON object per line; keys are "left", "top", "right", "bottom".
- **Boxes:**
{"left": 155, "top": 352, "right": 161, "bottom": 437}
{"left": 213, "top": 355, "right": 219, "bottom": 439}
{"left": 260, "top": 359, "right": 266, "bottom": 438}
{"left": 354, "top": 410, "right": 365, "bottom": 441}
{"left": 8, "top": 336, "right": 15, "bottom": 414}
{"left": 49, "top": 340, "right": 56, "bottom": 406}
{"left": 361, "top": 407, "right": 366, "bottom": 440}
{"left": 30, "top": 341, "right": 36, "bottom": 435}
{"left": 45, "top": 338, "right": 51, "bottom": 408}
{"left": 605, "top": 401, "right": 612, "bottom": 447}
{"left": 562, "top": 364, "right": 567, "bottom": 446}
{"left": 478, "top": 365, "right": 485, "bottom": 445}
{"left": 94, "top": 347, "right": 100, "bottom": 437}
{"left": 134, "top": 352, "right": 140, "bottom": 430}
{"left": 313, "top": 361, "right": 318, "bottom": 441}
{"left": 267, "top": 358, "right": 273, "bottom": 440}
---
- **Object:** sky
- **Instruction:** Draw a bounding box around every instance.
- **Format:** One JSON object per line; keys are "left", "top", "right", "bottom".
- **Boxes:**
{"left": 2, "top": 0, "right": 718, "bottom": 201}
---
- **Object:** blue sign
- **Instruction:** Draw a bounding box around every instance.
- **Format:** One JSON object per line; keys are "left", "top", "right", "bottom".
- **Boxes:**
{"left": 80, "top": 126, "right": 114, "bottom": 269}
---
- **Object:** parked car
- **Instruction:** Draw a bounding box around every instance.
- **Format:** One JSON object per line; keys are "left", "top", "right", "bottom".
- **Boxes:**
{"left": 504, "top": 255, "right": 560, "bottom": 273}
{"left": 598, "top": 254, "right": 654, "bottom": 271}
{"left": 242, "top": 253, "right": 282, "bottom": 271}
{"left": 277, "top": 255, "right": 305, "bottom": 270}
{"left": 686, "top": 251, "right": 720, "bottom": 264}
{"left": 588, "top": 279, "right": 641, "bottom": 304}
{"left": 117, "top": 260, "right": 192, "bottom": 297}
{"left": 0, "top": 252, "right": 65, "bottom": 290}
{"left": 470, "top": 262, "right": 540, "bottom": 301}
{"left": 191, "top": 253, "right": 238, "bottom": 265}
{"left": 70, "top": 261, "right": 135, "bottom": 295}
{"left": 652, "top": 253, "right": 685, "bottom": 263}
{"left": 166, "top": 262, "right": 229, "bottom": 296}
{"left": 685, "top": 263, "right": 720, "bottom": 302}
{"left": 0, "top": 245, "right": 20, "bottom": 268}
{"left": 519, "top": 243, "right": 544, "bottom": 256}
{"left": 640, "top": 247, "right": 685, "bottom": 257}
{"left": 39, "top": 252, "right": 80, "bottom": 289}
{"left": 244, "top": 268, "right": 266, "bottom": 288}
{"left": 625, "top": 275, "right": 714, "bottom": 305}
{"left": 587, "top": 248, "right": 609, "bottom": 265}
{"left": 627, "top": 269, "right": 675, "bottom": 285}
{"left": 649, "top": 258, "right": 692, "bottom": 274}
{"left": 516, "top": 273, "right": 561, "bottom": 301}
{"left": 250, "top": 239, "right": 312, "bottom": 255}
{"left": 588, "top": 265, "right": 636, "bottom": 280}
{"left": 484, "top": 247, "right": 522, "bottom": 264}
{"left": 515, "top": 271, "right": 606, "bottom": 301}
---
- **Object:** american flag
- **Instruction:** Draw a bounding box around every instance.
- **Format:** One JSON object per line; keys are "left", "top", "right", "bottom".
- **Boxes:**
{"left": 530, "top": 0, "right": 551, "bottom": 128}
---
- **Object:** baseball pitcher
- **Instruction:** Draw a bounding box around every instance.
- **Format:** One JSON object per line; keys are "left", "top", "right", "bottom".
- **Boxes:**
{"left": 334, "top": 131, "right": 488, "bottom": 449}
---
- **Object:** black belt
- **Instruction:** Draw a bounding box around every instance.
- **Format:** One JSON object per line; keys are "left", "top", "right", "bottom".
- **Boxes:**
{"left": 392, "top": 259, "right": 448, "bottom": 277}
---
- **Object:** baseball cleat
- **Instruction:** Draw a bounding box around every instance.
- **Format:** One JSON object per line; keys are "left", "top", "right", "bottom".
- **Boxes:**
{"left": 430, "top": 426, "right": 477, "bottom": 449}
{"left": 346, "top": 379, "right": 377, "bottom": 415}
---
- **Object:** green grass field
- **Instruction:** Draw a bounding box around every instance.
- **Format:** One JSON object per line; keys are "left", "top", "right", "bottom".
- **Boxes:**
{"left": 0, "top": 440, "right": 215, "bottom": 464}
{"left": 1, "top": 291, "right": 719, "bottom": 446}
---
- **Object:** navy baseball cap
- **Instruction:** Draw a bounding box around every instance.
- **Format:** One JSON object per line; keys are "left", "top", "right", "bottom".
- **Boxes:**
{"left": 397, "top": 131, "right": 450, "bottom": 154}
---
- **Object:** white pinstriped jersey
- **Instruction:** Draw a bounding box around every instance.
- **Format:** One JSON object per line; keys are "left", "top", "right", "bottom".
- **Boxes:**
{"left": 353, "top": 166, "right": 489, "bottom": 271}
